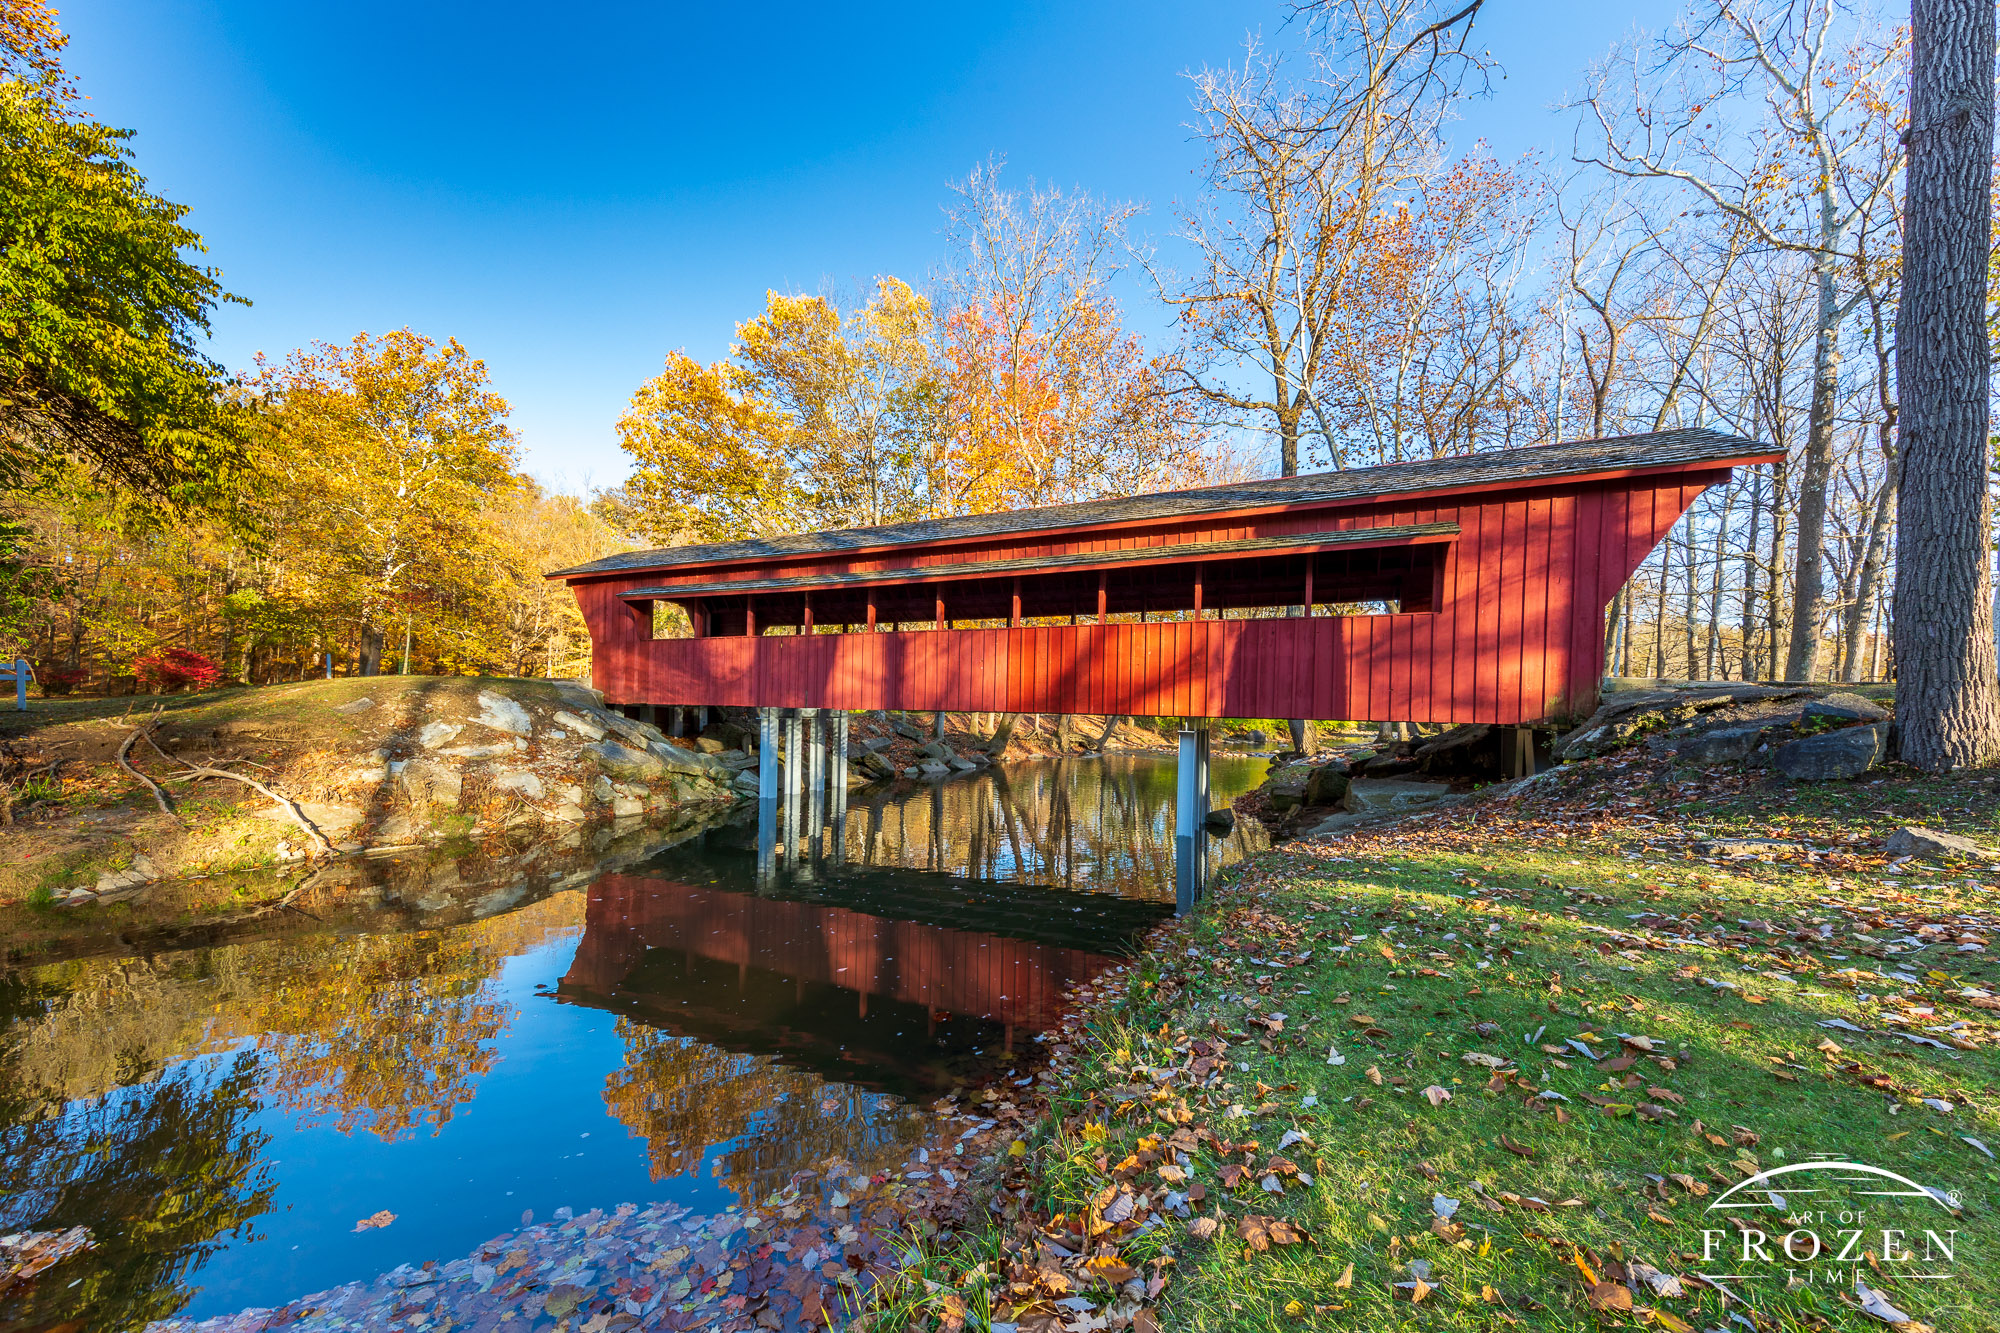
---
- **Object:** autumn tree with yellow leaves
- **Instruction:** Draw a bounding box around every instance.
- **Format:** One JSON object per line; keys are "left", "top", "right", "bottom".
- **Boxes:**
{"left": 248, "top": 330, "right": 523, "bottom": 674}
{"left": 617, "top": 165, "right": 1234, "bottom": 544}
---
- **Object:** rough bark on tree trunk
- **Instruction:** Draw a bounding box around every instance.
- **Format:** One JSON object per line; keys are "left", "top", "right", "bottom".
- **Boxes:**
{"left": 1784, "top": 257, "right": 1845, "bottom": 683}
{"left": 1739, "top": 475, "right": 1764, "bottom": 680}
{"left": 1842, "top": 466, "right": 1898, "bottom": 681}
{"left": 1894, "top": 0, "right": 2000, "bottom": 769}
{"left": 985, "top": 713, "right": 1020, "bottom": 758}
{"left": 1603, "top": 584, "right": 1626, "bottom": 672}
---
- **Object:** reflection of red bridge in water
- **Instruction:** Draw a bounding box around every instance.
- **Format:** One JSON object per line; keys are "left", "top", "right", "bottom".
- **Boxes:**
{"left": 563, "top": 874, "right": 1115, "bottom": 1038}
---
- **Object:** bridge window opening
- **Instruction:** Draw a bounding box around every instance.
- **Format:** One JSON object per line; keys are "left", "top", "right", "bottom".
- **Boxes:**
{"left": 664, "top": 540, "right": 1442, "bottom": 636}
{"left": 646, "top": 601, "right": 695, "bottom": 640}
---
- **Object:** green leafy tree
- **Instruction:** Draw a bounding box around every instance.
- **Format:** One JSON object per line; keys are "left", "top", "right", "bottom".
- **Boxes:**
{"left": 0, "top": 2, "right": 244, "bottom": 502}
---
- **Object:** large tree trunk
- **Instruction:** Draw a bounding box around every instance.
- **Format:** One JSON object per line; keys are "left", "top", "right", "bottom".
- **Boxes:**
{"left": 1784, "top": 257, "right": 1844, "bottom": 682}
{"left": 1841, "top": 465, "right": 1898, "bottom": 681}
{"left": 985, "top": 713, "right": 1021, "bottom": 758}
{"left": 1279, "top": 392, "right": 1309, "bottom": 756}
{"left": 358, "top": 625, "right": 384, "bottom": 677}
{"left": 1603, "top": 584, "right": 1626, "bottom": 673}
{"left": 1739, "top": 475, "right": 1764, "bottom": 680}
{"left": 1894, "top": 0, "right": 2000, "bottom": 769}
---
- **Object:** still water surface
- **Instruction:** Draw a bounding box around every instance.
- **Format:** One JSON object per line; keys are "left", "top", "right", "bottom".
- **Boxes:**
{"left": 0, "top": 753, "right": 1267, "bottom": 1331}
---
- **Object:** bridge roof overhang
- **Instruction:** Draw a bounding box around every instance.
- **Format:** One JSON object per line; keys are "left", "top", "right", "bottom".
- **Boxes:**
{"left": 549, "top": 428, "right": 1780, "bottom": 589}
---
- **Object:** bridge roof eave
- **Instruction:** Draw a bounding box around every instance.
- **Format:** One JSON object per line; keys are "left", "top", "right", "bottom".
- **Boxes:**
{"left": 547, "top": 431, "right": 1782, "bottom": 585}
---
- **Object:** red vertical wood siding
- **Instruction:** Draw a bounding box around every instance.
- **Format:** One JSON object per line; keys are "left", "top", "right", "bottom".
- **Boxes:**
{"left": 570, "top": 470, "right": 1734, "bottom": 725}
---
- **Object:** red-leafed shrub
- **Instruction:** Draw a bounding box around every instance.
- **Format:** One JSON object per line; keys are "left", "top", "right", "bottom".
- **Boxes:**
{"left": 132, "top": 648, "right": 223, "bottom": 692}
{"left": 36, "top": 663, "right": 87, "bottom": 696}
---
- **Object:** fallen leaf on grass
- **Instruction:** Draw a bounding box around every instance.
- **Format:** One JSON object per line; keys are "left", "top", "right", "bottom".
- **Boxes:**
{"left": 1499, "top": 1134, "right": 1535, "bottom": 1159}
{"left": 1331, "top": 1262, "right": 1353, "bottom": 1289}
{"left": 1236, "top": 1215, "right": 1308, "bottom": 1250}
{"left": 1187, "top": 1217, "right": 1220, "bottom": 1241}
{"left": 1586, "top": 1280, "right": 1633, "bottom": 1312}
{"left": 1854, "top": 1280, "right": 1912, "bottom": 1324}
{"left": 1422, "top": 1085, "right": 1452, "bottom": 1106}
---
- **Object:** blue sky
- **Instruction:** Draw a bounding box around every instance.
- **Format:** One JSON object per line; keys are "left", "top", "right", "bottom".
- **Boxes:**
{"left": 65, "top": 0, "right": 1682, "bottom": 489}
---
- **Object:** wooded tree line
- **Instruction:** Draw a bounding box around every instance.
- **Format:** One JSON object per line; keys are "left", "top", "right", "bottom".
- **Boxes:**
{"left": 0, "top": 0, "right": 1993, "bottom": 760}
{"left": 0, "top": 3, "right": 627, "bottom": 686}
{"left": 616, "top": 0, "right": 1989, "bottom": 700}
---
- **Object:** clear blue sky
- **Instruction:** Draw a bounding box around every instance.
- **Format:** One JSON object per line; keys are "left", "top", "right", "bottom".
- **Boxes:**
{"left": 64, "top": 0, "right": 1681, "bottom": 490}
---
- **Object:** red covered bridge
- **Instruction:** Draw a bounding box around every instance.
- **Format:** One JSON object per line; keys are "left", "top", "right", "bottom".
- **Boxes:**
{"left": 553, "top": 429, "right": 1777, "bottom": 727}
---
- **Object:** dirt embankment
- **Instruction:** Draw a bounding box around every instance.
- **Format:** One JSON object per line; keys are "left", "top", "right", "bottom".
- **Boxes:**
{"left": 0, "top": 677, "right": 740, "bottom": 921}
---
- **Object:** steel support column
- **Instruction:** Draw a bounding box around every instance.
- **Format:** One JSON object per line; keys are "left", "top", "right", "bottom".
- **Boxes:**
{"left": 804, "top": 707, "right": 825, "bottom": 857}
{"left": 830, "top": 711, "right": 850, "bottom": 864}
{"left": 783, "top": 708, "right": 802, "bottom": 861}
{"left": 1175, "top": 720, "right": 1212, "bottom": 914}
{"left": 756, "top": 706, "right": 779, "bottom": 885}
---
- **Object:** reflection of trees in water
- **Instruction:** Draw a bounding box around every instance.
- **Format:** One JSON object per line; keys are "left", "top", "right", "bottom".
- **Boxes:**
{"left": 0, "top": 895, "right": 585, "bottom": 1331}
{"left": 1, "top": 894, "right": 583, "bottom": 1136}
{"left": 600, "top": 1022, "right": 922, "bottom": 1208}
{"left": 0, "top": 1052, "right": 275, "bottom": 1332}
{"left": 845, "top": 756, "right": 1264, "bottom": 898}
{"left": 247, "top": 931, "right": 513, "bottom": 1140}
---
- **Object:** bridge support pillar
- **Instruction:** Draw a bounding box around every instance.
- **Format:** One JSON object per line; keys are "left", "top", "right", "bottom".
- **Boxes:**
{"left": 1504, "top": 726, "right": 1540, "bottom": 779}
{"left": 783, "top": 709, "right": 803, "bottom": 862}
{"left": 830, "top": 711, "right": 849, "bottom": 863}
{"left": 1175, "top": 720, "right": 1211, "bottom": 914}
{"left": 756, "top": 707, "right": 779, "bottom": 885}
{"left": 804, "top": 708, "right": 825, "bottom": 863}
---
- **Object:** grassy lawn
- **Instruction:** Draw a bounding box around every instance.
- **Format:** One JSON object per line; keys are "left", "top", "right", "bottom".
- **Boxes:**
{"left": 865, "top": 750, "right": 2000, "bottom": 1333}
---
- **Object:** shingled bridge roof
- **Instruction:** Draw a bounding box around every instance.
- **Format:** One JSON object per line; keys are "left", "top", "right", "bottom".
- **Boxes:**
{"left": 551, "top": 427, "right": 1767, "bottom": 580}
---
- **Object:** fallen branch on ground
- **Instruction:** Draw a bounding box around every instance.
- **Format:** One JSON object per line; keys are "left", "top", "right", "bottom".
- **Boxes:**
{"left": 116, "top": 710, "right": 179, "bottom": 820}
{"left": 141, "top": 731, "right": 335, "bottom": 858}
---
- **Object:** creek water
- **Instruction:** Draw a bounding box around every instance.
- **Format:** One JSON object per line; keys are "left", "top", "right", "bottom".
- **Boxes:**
{"left": 0, "top": 752, "right": 1268, "bottom": 1332}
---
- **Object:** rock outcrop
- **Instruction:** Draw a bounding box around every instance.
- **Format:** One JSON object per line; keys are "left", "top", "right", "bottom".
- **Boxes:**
{"left": 1885, "top": 826, "right": 1998, "bottom": 862}
{"left": 1559, "top": 682, "right": 1896, "bottom": 781}
{"left": 1771, "top": 722, "right": 1888, "bottom": 781}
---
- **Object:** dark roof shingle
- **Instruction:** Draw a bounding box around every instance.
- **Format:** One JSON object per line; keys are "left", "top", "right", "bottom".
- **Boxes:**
{"left": 552, "top": 427, "right": 1769, "bottom": 579}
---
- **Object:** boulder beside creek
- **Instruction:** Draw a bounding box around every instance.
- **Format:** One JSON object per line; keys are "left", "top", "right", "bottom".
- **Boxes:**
{"left": 1555, "top": 683, "right": 1810, "bottom": 760}
{"left": 1304, "top": 764, "right": 1350, "bottom": 807}
{"left": 850, "top": 750, "right": 897, "bottom": 781}
{"left": 1674, "top": 723, "right": 1771, "bottom": 766}
{"left": 1771, "top": 722, "right": 1888, "bottom": 781}
{"left": 1344, "top": 777, "right": 1453, "bottom": 814}
{"left": 1265, "top": 780, "right": 1307, "bottom": 813}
